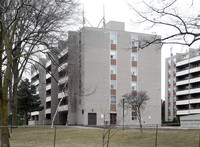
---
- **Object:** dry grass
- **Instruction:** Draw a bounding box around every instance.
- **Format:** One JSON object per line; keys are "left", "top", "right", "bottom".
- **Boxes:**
{"left": 9, "top": 126, "right": 200, "bottom": 147}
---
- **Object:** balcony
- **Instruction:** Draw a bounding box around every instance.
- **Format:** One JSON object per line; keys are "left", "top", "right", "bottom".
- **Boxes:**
{"left": 176, "top": 87, "right": 200, "bottom": 95}
{"left": 190, "top": 88, "right": 200, "bottom": 94}
{"left": 59, "top": 76, "right": 68, "bottom": 84}
{"left": 46, "top": 84, "right": 51, "bottom": 91}
{"left": 176, "top": 100, "right": 189, "bottom": 105}
{"left": 190, "top": 66, "right": 200, "bottom": 73}
{"left": 46, "top": 73, "right": 51, "bottom": 79}
{"left": 190, "top": 55, "right": 200, "bottom": 63}
{"left": 190, "top": 109, "right": 200, "bottom": 114}
{"left": 60, "top": 48, "right": 68, "bottom": 57}
{"left": 58, "top": 62, "right": 68, "bottom": 72}
{"left": 177, "top": 110, "right": 189, "bottom": 115}
{"left": 45, "top": 108, "right": 51, "bottom": 114}
{"left": 190, "top": 98, "right": 200, "bottom": 104}
{"left": 31, "top": 111, "right": 39, "bottom": 116}
{"left": 190, "top": 77, "right": 200, "bottom": 83}
{"left": 176, "top": 69, "right": 189, "bottom": 76}
{"left": 176, "top": 89, "right": 189, "bottom": 95}
{"left": 176, "top": 79, "right": 189, "bottom": 86}
{"left": 177, "top": 108, "right": 200, "bottom": 115}
{"left": 32, "top": 80, "right": 39, "bottom": 86}
{"left": 32, "top": 71, "right": 39, "bottom": 78}
{"left": 177, "top": 56, "right": 200, "bottom": 67}
{"left": 46, "top": 60, "right": 51, "bottom": 68}
{"left": 176, "top": 59, "right": 189, "bottom": 67}
{"left": 58, "top": 105, "right": 68, "bottom": 112}
{"left": 46, "top": 96, "right": 51, "bottom": 102}
{"left": 58, "top": 92, "right": 68, "bottom": 99}
{"left": 176, "top": 77, "right": 200, "bottom": 86}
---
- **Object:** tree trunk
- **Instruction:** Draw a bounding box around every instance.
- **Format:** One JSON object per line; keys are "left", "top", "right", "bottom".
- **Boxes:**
{"left": 12, "top": 44, "right": 21, "bottom": 126}
{"left": 0, "top": 1, "right": 3, "bottom": 143}
{"left": 25, "top": 111, "right": 29, "bottom": 125}
{"left": 1, "top": 81, "right": 11, "bottom": 147}
{"left": 12, "top": 63, "right": 19, "bottom": 126}
{"left": 1, "top": 40, "right": 12, "bottom": 147}
{"left": 1, "top": 98, "right": 10, "bottom": 147}
{"left": 138, "top": 108, "right": 143, "bottom": 137}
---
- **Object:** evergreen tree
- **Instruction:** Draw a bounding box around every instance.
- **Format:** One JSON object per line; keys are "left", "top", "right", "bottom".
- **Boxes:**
{"left": 18, "top": 79, "right": 43, "bottom": 125}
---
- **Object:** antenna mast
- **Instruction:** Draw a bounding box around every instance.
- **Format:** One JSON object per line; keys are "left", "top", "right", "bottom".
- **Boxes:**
{"left": 82, "top": 5, "right": 85, "bottom": 27}
{"left": 82, "top": 5, "right": 93, "bottom": 27}
{"left": 97, "top": 4, "right": 106, "bottom": 28}
{"left": 170, "top": 46, "right": 173, "bottom": 56}
{"left": 103, "top": 4, "right": 106, "bottom": 28}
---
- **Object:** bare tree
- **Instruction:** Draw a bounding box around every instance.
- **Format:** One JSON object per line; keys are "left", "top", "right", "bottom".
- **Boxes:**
{"left": 0, "top": 0, "right": 79, "bottom": 146}
{"left": 128, "top": 0, "right": 200, "bottom": 48}
{"left": 121, "top": 90, "right": 150, "bottom": 137}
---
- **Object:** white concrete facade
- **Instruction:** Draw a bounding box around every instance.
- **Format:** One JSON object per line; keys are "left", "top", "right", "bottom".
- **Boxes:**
{"left": 165, "top": 48, "right": 200, "bottom": 122}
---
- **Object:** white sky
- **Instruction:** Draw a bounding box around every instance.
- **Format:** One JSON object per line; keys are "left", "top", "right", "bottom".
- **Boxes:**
{"left": 78, "top": 0, "right": 200, "bottom": 100}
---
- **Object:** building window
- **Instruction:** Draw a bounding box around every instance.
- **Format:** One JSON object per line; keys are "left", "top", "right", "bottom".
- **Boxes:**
{"left": 131, "top": 82, "right": 137, "bottom": 90}
{"left": 110, "top": 80, "right": 116, "bottom": 89}
{"left": 110, "top": 65, "right": 117, "bottom": 74}
{"left": 173, "top": 58, "right": 176, "bottom": 64}
{"left": 168, "top": 88, "right": 171, "bottom": 92}
{"left": 173, "top": 87, "right": 176, "bottom": 92}
{"left": 168, "top": 69, "right": 171, "bottom": 75}
{"left": 110, "top": 50, "right": 117, "bottom": 59}
{"left": 131, "top": 52, "right": 137, "bottom": 61}
{"left": 173, "top": 78, "right": 176, "bottom": 83}
{"left": 173, "top": 96, "right": 176, "bottom": 101}
{"left": 131, "top": 35, "right": 139, "bottom": 47}
{"left": 173, "top": 69, "right": 176, "bottom": 74}
{"left": 168, "top": 60, "right": 171, "bottom": 66}
{"left": 168, "top": 106, "right": 171, "bottom": 111}
{"left": 131, "top": 67, "right": 137, "bottom": 76}
{"left": 173, "top": 106, "right": 176, "bottom": 111}
{"left": 110, "top": 33, "right": 117, "bottom": 44}
{"left": 111, "top": 96, "right": 116, "bottom": 104}
{"left": 132, "top": 111, "right": 137, "bottom": 120}
{"left": 168, "top": 79, "right": 171, "bottom": 84}
{"left": 168, "top": 97, "right": 171, "bottom": 102}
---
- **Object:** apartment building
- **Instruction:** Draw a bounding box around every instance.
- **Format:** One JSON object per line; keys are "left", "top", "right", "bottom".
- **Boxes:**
{"left": 30, "top": 21, "right": 161, "bottom": 126}
{"left": 30, "top": 41, "right": 69, "bottom": 125}
{"left": 165, "top": 49, "right": 200, "bottom": 122}
{"left": 68, "top": 21, "right": 161, "bottom": 126}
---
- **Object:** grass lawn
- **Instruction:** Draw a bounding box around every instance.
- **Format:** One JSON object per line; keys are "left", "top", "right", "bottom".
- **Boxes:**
{"left": 9, "top": 126, "right": 200, "bottom": 147}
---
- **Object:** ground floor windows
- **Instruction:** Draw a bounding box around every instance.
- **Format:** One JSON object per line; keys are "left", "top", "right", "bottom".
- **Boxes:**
{"left": 132, "top": 111, "right": 137, "bottom": 120}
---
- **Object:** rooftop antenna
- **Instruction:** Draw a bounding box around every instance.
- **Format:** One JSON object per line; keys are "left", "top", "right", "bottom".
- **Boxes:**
{"left": 82, "top": 5, "right": 93, "bottom": 27}
{"left": 170, "top": 45, "right": 173, "bottom": 56}
{"left": 82, "top": 5, "right": 85, "bottom": 27}
{"left": 103, "top": 4, "right": 106, "bottom": 28}
{"left": 97, "top": 4, "right": 106, "bottom": 28}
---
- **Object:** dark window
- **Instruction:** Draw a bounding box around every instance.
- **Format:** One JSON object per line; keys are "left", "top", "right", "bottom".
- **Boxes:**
{"left": 59, "top": 53, "right": 68, "bottom": 65}
{"left": 46, "top": 102, "right": 51, "bottom": 109}
{"left": 110, "top": 113, "right": 117, "bottom": 124}
{"left": 88, "top": 113, "right": 97, "bottom": 125}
